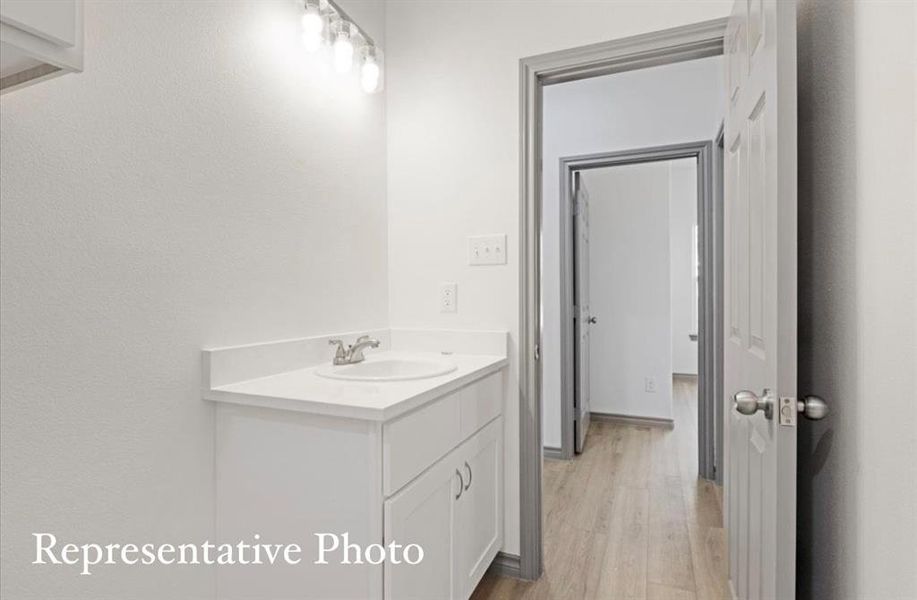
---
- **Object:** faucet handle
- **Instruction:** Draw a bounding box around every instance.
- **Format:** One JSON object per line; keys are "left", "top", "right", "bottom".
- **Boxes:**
{"left": 328, "top": 339, "right": 346, "bottom": 358}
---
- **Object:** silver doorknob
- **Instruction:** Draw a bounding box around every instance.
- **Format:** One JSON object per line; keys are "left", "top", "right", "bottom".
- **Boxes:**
{"left": 587, "top": 316, "right": 597, "bottom": 324}
{"left": 797, "top": 395, "right": 829, "bottom": 420}
{"left": 734, "top": 389, "right": 773, "bottom": 419}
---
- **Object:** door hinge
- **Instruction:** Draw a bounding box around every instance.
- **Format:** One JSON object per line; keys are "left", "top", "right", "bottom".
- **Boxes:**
{"left": 534, "top": 344, "right": 541, "bottom": 361}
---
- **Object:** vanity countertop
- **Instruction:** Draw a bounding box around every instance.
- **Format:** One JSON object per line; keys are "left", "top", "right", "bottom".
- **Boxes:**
{"left": 203, "top": 350, "right": 507, "bottom": 422}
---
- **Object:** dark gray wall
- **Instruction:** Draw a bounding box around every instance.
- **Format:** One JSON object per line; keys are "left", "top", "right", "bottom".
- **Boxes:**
{"left": 796, "top": 1, "right": 859, "bottom": 598}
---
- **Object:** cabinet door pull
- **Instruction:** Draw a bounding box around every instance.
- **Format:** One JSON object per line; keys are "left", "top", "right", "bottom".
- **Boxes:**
{"left": 455, "top": 469, "right": 464, "bottom": 500}
{"left": 463, "top": 461, "right": 472, "bottom": 491}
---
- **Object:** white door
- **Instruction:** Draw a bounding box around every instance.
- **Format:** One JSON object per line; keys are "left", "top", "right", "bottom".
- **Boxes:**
{"left": 384, "top": 452, "right": 460, "bottom": 600}
{"left": 454, "top": 419, "right": 503, "bottom": 598}
{"left": 573, "top": 173, "right": 592, "bottom": 453}
{"left": 723, "top": 1, "right": 798, "bottom": 599}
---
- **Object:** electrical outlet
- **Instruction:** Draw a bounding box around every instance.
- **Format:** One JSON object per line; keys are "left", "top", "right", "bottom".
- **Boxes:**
{"left": 440, "top": 282, "right": 457, "bottom": 313}
{"left": 468, "top": 234, "right": 507, "bottom": 265}
{"left": 645, "top": 377, "right": 657, "bottom": 393}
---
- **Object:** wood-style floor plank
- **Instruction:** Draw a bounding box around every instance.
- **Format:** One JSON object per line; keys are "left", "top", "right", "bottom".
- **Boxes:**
{"left": 647, "top": 479, "right": 696, "bottom": 591}
{"left": 596, "top": 486, "right": 649, "bottom": 598}
{"left": 687, "top": 523, "right": 731, "bottom": 600}
{"left": 471, "top": 376, "right": 728, "bottom": 600}
{"left": 647, "top": 582, "right": 698, "bottom": 600}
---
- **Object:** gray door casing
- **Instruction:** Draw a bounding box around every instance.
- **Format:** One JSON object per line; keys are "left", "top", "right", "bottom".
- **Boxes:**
{"left": 519, "top": 18, "right": 727, "bottom": 580}
{"left": 556, "top": 143, "right": 719, "bottom": 478}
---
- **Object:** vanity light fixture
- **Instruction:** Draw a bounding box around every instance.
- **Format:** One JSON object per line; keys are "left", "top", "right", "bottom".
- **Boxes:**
{"left": 301, "top": 0, "right": 382, "bottom": 93}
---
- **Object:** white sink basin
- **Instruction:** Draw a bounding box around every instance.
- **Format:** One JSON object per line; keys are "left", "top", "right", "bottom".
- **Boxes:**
{"left": 315, "top": 358, "right": 457, "bottom": 382}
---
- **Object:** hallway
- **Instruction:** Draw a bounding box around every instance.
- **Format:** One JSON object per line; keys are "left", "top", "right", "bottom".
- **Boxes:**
{"left": 473, "top": 376, "right": 729, "bottom": 599}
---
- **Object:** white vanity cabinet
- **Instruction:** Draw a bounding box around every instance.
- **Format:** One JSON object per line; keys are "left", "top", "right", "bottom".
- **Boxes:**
{"left": 0, "top": 0, "right": 83, "bottom": 93}
{"left": 384, "top": 417, "right": 502, "bottom": 600}
{"left": 211, "top": 361, "right": 505, "bottom": 600}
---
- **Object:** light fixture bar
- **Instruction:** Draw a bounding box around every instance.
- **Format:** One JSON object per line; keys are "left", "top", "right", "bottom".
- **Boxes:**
{"left": 322, "top": 0, "right": 376, "bottom": 48}
{"left": 302, "top": 0, "right": 382, "bottom": 93}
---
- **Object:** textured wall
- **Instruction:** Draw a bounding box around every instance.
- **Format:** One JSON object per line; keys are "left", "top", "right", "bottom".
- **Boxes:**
{"left": 0, "top": 1, "right": 387, "bottom": 598}
{"left": 384, "top": 0, "right": 732, "bottom": 554}
{"left": 796, "top": 1, "right": 917, "bottom": 598}
{"left": 584, "top": 162, "right": 674, "bottom": 420}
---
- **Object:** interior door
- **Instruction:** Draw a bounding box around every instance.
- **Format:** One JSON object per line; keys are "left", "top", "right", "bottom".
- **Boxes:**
{"left": 723, "top": 1, "right": 798, "bottom": 599}
{"left": 573, "top": 172, "right": 592, "bottom": 453}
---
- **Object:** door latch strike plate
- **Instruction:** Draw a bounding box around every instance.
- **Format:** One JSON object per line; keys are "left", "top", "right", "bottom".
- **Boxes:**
{"left": 778, "top": 397, "right": 797, "bottom": 427}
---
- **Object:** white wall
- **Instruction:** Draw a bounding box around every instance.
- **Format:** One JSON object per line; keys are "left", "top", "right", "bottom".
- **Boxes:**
{"left": 541, "top": 59, "right": 722, "bottom": 448}
{"left": 579, "top": 158, "right": 697, "bottom": 423}
{"left": 384, "top": 1, "right": 732, "bottom": 554}
{"left": 669, "top": 158, "right": 699, "bottom": 375}
{"left": 0, "top": 1, "right": 386, "bottom": 598}
{"left": 796, "top": 1, "right": 917, "bottom": 598}
{"left": 584, "top": 163, "right": 673, "bottom": 420}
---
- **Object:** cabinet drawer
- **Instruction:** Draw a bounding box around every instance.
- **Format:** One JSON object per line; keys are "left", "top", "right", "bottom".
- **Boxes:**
{"left": 383, "top": 371, "right": 504, "bottom": 497}
{"left": 383, "top": 389, "right": 461, "bottom": 496}
{"left": 459, "top": 372, "right": 502, "bottom": 440}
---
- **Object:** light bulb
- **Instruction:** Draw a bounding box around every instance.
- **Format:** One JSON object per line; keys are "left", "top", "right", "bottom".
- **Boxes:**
{"left": 333, "top": 32, "right": 354, "bottom": 73}
{"left": 361, "top": 56, "right": 380, "bottom": 93}
{"left": 301, "top": 11, "right": 323, "bottom": 35}
{"left": 300, "top": 1, "right": 324, "bottom": 52}
{"left": 302, "top": 31, "right": 322, "bottom": 51}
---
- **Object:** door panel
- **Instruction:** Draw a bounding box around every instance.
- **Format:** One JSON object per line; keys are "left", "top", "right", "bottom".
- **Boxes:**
{"left": 727, "top": 133, "right": 746, "bottom": 348}
{"left": 574, "top": 174, "right": 592, "bottom": 453}
{"left": 723, "top": 1, "right": 797, "bottom": 599}
{"left": 747, "top": 97, "right": 767, "bottom": 359}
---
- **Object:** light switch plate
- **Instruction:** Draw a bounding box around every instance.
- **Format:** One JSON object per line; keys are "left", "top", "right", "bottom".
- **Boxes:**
{"left": 468, "top": 234, "right": 507, "bottom": 266}
{"left": 645, "top": 377, "right": 657, "bottom": 393}
{"left": 440, "top": 282, "right": 457, "bottom": 313}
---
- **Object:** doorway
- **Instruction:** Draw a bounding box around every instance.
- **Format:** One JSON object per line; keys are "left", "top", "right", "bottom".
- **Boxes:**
{"left": 556, "top": 143, "right": 718, "bottom": 479}
{"left": 516, "top": 19, "right": 728, "bottom": 581}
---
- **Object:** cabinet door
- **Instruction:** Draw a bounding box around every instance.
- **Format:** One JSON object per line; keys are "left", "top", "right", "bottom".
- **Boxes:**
{"left": 0, "top": 0, "right": 82, "bottom": 93}
{"left": 455, "top": 418, "right": 503, "bottom": 599}
{"left": 1, "top": 0, "right": 77, "bottom": 47}
{"left": 384, "top": 451, "right": 461, "bottom": 600}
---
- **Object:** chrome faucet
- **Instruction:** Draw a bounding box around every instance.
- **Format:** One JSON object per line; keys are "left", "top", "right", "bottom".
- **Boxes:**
{"left": 328, "top": 335, "right": 381, "bottom": 365}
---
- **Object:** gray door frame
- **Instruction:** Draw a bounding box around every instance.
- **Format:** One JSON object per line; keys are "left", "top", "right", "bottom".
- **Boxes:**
{"left": 558, "top": 142, "right": 718, "bottom": 472}
{"left": 518, "top": 18, "right": 727, "bottom": 580}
